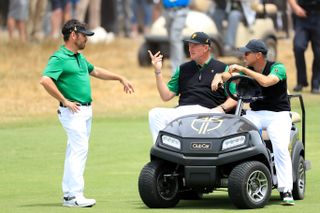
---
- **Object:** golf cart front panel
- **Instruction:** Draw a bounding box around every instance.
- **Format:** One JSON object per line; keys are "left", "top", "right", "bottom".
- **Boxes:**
{"left": 150, "top": 113, "right": 271, "bottom": 167}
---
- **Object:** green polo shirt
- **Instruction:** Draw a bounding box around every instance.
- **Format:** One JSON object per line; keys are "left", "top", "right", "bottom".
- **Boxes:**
{"left": 226, "top": 62, "right": 287, "bottom": 95}
{"left": 230, "top": 62, "right": 286, "bottom": 79}
{"left": 268, "top": 62, "right": 286, "bottom": 80}
{"left": 43, "top": 45, "right": 94, "bottom": 103}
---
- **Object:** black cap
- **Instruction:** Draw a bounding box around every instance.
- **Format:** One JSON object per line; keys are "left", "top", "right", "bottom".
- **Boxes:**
{"left": 238, "top": 39, "right": 268, "bottom": 55}
{"left": 62, "top": 19, "right": 94, "bottom": 36}
{"left": 184, "top": 32, "right": 211, "bottom": 46}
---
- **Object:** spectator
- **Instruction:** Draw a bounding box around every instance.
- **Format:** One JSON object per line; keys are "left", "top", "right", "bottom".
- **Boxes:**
{"left": 28, "top": 0, "right": 48, "bottom": 42}
{"left": 76, "top": 0, "right": 114, "bottom": 43}
{"left": 288, "top": 0, "right": 320, "bottom": 94}
{"left": 0, "top": 0, "right": 9, "bottom": 28}
{"left": 162, "top": 0, "right": 191, "bottom": 75}
{"left": 50, "top": 0, "right": 72, "bottom": 39}
{"left": 76, "top": 0, "right": 100, "bottom": 29}
{"left": 69, "top": 0, "right": 79, "bottom": 18}
{"left": 212, "top": 0, "right": 257, "bottom": 53}
{"left": 7, "top": 0, "right": 29, "bottom": 42}
{"left": 130, "top": 0, "right": 153, "bottom": 37}
{"left": 115, "top": 0, "right": 131, "bottom": 38}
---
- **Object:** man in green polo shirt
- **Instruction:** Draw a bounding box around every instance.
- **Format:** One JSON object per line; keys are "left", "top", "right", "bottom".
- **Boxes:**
{"left": 148, "top": 31, "right": 237, "bottom": 143}
{"left": 212, "top": 39, "right": 295, "bottom": 206}
{"left": 40, "top": 19, "right": 134, "bottom": 208}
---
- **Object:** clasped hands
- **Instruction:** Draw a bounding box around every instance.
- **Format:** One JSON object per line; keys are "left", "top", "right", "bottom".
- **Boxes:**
{"left": 211, "top": 64, "right": 244, "bottom": 91}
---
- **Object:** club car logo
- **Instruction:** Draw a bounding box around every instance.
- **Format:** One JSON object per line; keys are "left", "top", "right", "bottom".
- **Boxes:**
{"left": 191, "top": 142, "right": 211, "bottom": 150}
{"left": 191, "top": 117, "right": 223, "bottom": 134}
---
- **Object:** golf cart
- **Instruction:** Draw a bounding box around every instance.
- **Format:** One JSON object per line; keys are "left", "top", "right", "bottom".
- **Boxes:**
{"left": 138, "top": 1, "right": 278, "bottom": 67}
{"left": 138, "top": 75, "right": 311, "bottom": 209}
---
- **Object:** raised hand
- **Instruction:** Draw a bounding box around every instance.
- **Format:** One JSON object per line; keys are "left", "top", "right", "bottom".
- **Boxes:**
{"left": 148, "top": 50, "right": 163, "bottom": 71}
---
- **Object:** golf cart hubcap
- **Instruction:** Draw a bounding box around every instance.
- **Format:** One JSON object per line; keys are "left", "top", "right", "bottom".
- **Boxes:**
{"left": 157, "top": 174, "right": 178, "bottom": 200}
{"left": 247, "top": 171, "right": 268, "bottom": 202}
{"left": 298, "top": 162, "right": 305, "bottom": 190}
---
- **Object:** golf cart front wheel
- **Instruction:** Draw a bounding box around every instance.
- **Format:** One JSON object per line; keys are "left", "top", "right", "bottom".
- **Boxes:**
{"left": 138, "top": 161, "right": 180, "bottom": 208}
{"left": 228, "top": 161, "right": 272, "bottom": 209}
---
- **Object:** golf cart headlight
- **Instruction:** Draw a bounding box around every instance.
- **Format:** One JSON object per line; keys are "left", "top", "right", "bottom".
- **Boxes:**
{"left": 161, "top": 135, "right": 181, "bottom": 150}
{"left": 222, "top": 136, "right": 246, "bottom": 150}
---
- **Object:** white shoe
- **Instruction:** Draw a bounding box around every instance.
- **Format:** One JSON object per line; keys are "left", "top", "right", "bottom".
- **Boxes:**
{"left": 63, "top": 195, "right": 96, "bottom": 208}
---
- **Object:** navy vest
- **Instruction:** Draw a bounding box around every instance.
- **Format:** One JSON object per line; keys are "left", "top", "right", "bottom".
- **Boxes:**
{"left": 250, "top": 61, "right": 291, "bottom": 112}
{"left": 178, "top": 59, "right": 227, "bottom": 108}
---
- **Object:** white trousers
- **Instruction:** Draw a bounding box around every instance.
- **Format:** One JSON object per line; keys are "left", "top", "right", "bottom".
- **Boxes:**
{"left": 58, "top": 106, "right": 92, "bottom": 197}
{"left": 244, "top": 110, "right": 293, "bottom": 193}
{"left": 149, "top": 105, "right": 222, "bottom": 143}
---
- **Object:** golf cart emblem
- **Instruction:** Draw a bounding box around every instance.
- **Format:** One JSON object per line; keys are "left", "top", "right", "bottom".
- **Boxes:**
{"left": 191, "top": 117, "right": 223, "bottom": 134}
{"left": 191, "top": 142, "right": 211, "bottom": 150}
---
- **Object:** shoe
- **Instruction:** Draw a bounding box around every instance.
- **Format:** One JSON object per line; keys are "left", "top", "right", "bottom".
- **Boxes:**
{"left": 311, "top": 87, "right": 320, "bottom": 94}
{"left": 63, "top": 195, "right": 96, "bottom": 208}
{"left": 293, "top": 84, "right": 306, "bottom": 92}
{"left": 281, "top": 192, "right": 295, "bottom": 206}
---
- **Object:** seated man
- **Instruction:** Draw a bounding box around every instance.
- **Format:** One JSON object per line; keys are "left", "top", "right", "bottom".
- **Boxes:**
{"left": 211, "top": 39, "right": 295, "bottom": 206}
{"left": 148, "top": 31, "right": 237, "bottom": 143}
{"left": 212, "top": 0, "right": 257, "bottom": 52}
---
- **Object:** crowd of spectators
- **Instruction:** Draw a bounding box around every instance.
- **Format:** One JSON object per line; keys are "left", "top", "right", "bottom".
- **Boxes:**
{"left": 0, "top": 0, "right": 163, "bottom": 42}
{"left": 0, "top": 0, "right": 292, "bottom": 44}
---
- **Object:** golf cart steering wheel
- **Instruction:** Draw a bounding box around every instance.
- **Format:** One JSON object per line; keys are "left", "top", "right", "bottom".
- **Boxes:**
{"left": 225, "top": 75, "right": 263, "bottom": 103}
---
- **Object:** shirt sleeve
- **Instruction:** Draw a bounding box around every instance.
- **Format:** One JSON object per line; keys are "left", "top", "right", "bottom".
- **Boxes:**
{"left": 42, "top": 56, "right": 63, "bottom": 80}
{"left": 224, "top": 65, "right": 229, "bottom": 72}
{"left": 222, "top": 65, "right": 238, "bottom": 95}
{"left": 167, "top": 68, "right": 180, "bottom": 95}
{"left": 83, "top": 56, "right": 94, "bottom": 73}
{"left": 269, "top": 62, "right": 286, "bottom": 80}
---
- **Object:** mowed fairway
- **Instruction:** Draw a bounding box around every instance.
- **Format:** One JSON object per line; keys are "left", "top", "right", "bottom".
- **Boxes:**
{"left": 0, "top": 96, "right": 319, "bottom": 213}
{"left": 0, "top": 35, "right": 319, "bottom": 212}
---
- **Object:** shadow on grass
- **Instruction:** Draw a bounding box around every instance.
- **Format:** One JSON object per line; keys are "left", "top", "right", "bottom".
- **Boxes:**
{"left": 19, "top": 203, "right": 61, "bottom": 208}
{"left": 133, "top": 193, "right": 284, "bottom": 210}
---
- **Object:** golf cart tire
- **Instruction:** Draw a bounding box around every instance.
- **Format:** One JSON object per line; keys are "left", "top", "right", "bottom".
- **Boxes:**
{"left": 292, "top": 155, "right": 306, "bottom": 200}
{"left": 138, "top": 161, "right": 180, "bottom": 208}
{"left": 138, "top": 42, "right": 151, "bottom": 67}
{"left": 228, "top": 161, "right": 272, "bottom": 209}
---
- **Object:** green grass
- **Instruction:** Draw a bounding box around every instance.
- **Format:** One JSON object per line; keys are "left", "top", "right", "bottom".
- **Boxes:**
{"left": 0, "top": 96, "right": 319, "bottom": 213}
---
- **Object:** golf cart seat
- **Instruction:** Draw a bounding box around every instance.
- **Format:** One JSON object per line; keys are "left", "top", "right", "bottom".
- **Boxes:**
{"left": 290, "top": 111, "right": 301, "bottom": 123}
{"left": 252, "top": 1, "right": 278, "bottom": 16}
{"left": 261, "top": 111, "right": 301, "bottom": 141}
